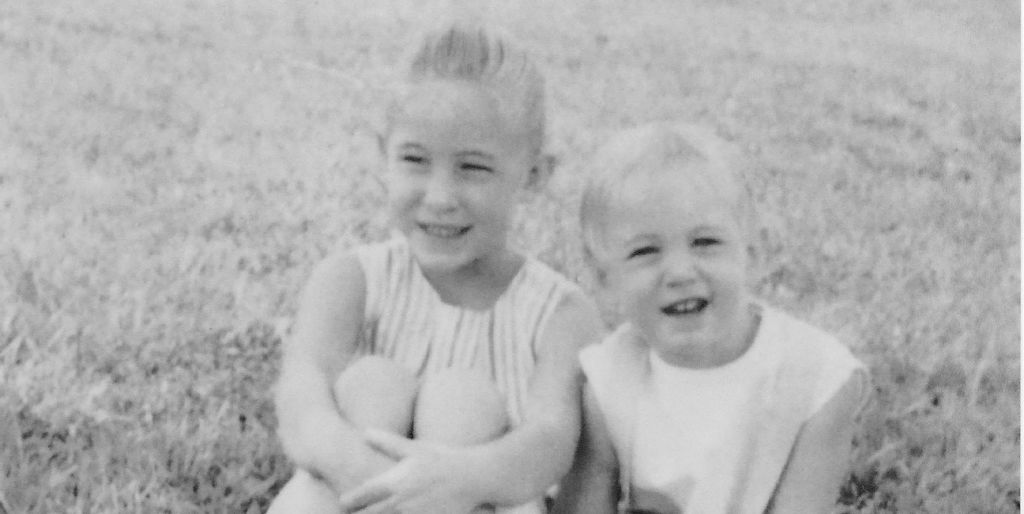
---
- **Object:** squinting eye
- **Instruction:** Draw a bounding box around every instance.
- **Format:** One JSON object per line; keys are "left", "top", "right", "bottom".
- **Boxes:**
{"left": 627, "top": 246, "right": 658, "bottom": 259}
{"left": 693, "top": 237, "right": 721, "bottom": 247}
{"left": 460, "top": 163, "right": 493, "bottom": 173}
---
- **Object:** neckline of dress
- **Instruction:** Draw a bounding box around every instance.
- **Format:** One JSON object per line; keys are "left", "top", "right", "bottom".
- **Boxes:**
{"left": 647, "top": 303, "right": 771, "bottom": 381}
{"left": 405, "top": 243, "right": 531, "bottom": 315}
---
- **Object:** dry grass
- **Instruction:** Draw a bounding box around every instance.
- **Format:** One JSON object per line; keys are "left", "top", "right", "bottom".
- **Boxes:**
{"left": 0, "top": 0, "right": 1018, "bottom": 512}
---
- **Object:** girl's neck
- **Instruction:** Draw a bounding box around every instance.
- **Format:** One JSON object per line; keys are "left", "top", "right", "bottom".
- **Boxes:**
{"left": 418, "top": 249, "right": 525, "bottom": 311}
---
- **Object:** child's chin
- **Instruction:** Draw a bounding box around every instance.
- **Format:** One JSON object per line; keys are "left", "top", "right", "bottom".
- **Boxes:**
{"left": 655, "top": 327, "right": 711, "bottom": 352}
{"left": 412, "top": 233, "right": 468, "bottom": 254}
{"left": 660, "top": 311, "right": 708, "bottom": 332}
{"left": 413, "top": 248, "right": 468, "bottom": 272}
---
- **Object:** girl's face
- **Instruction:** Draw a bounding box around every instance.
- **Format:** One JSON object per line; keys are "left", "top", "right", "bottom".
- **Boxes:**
{"left": 382, "top": 80, "right": 538, "bottom": 277}
{"left": 599, "top": 166, "right": 753, "bottom": 368}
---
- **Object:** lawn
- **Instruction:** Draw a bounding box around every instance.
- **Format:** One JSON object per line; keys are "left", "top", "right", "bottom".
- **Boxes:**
{"left": 0, "top": 0, "right": 1019, "bottom": 512}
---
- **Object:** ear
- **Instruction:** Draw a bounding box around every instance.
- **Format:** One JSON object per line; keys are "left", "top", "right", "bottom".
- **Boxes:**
{"left": 744, "top": 240, "right": 762, "bottom": 289}
{"left": 370, "top": 132, "right": 389, "bottom": 192}
{"left": 524, "top": 153, "right": 555, "bottom": 192}
{"left": 592, "top": 266, "right": 608, "bottom": 289}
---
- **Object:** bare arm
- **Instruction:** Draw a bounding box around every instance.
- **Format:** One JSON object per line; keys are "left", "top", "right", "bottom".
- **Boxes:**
{"left": 550, "top": 383, "right": 619, "bottom": 514}
{"left": 274, "top": 252, "right": 392, "bottom": 493}
{"left": 766, "top": 373, "right": 864, "bottom": 513}
{"left": 467, "top": 289, "right": 605, "bottom": 505}
{"left": 335, "top": 286, "right": 606, "bottom": 511}
{"left": 337, "top": 288, "right": 605, "bottom": 513}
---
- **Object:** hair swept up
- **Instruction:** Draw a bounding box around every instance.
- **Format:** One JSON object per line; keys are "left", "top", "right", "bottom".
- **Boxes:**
{"left": 386, "top": 22, "right": 546, "bottom": 154}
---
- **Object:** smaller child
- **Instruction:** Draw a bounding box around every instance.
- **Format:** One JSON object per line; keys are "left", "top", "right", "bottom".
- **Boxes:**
{"left": 552, "top": 123, "right": 869, "bottom": 514}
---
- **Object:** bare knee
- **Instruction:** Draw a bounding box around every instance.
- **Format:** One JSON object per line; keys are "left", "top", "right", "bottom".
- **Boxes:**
{"left": 415, "top": 368, "right": 509, "bottom": 445}
{"left": 267, "top": 469, "right": 339, "bottom": 514}
{"left": 334, "top": 355, "right": 417, "bottom": 435}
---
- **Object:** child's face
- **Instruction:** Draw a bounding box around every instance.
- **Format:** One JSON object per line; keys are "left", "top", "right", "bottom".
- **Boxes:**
{"left": 382, "top": 80, "right": 538, "bottom": 275}
{"left": 598, "top": 165, "right": 751, "bottom": 368}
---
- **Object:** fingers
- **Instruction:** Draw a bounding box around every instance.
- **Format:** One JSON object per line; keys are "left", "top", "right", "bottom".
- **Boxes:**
{"left": 363, "top": 428, "right": 419, "bottom": 461}
{"left": 340, "top": 434, "right": 421, "bottom": 513}
{"left": 348, "top": 498, "right": 401, "bottom": 514}
{"left": 339, "top": 478, "right": 392, "bottom": 513}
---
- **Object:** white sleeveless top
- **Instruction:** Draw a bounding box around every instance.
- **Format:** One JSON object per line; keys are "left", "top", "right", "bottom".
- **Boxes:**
{"left": 580, "top": 304, "right": 868, "bottom": 514}
{"left": 354, "top": 237, "right": 581, "bottom": 426}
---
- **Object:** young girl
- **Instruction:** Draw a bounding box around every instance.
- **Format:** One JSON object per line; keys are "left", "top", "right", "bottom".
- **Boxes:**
{"left": 268, "top": 23, "right": 603, "bottom": 514}
{"left": 552, "top": 123, "right": 869, "bottom": 514}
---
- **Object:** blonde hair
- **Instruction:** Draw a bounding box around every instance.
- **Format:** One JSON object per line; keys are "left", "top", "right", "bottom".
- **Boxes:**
{"left": 580, "top": 122, "right": 755, "bottom": 268}
{"left": 385, "top": 23, "right": 546, "bottom": 155}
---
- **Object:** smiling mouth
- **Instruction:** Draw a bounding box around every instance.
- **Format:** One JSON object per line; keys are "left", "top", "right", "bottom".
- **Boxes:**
{"left": 661, "top": 297, "right": 709, "bottom": 316}
{"left": 419, "top": 223, "right": 471, "bottom": 239}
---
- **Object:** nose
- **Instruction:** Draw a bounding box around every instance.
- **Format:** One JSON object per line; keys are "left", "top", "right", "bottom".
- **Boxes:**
{"left": 663, "top": 250, "right": 698, "bottom": 288}
{"left": 422, "top": 169, "right": 458, "bottom": 211}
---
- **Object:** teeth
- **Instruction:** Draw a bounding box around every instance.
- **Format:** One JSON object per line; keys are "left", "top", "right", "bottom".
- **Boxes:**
{"left": 662, "top": 298, "right": 708, "bottom": 315}
{"left": 421, "top": 224, "right": 467, "bottom": 238}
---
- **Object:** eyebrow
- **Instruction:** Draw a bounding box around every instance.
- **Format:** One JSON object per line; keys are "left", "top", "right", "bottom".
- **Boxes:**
{"left": 622, "top": 234, "right": 657, "bottom": 247}
{"left": 396, "top": 143, "right": 426, "bottom": 152}
{"left": 692, "top": 223, "right": 731, "bottom": 235}
{"left": 455, "top": 150, "right": 495, "bottom": 161}
{"left": 618, "top": 225, "right": 725, "bottom": 247}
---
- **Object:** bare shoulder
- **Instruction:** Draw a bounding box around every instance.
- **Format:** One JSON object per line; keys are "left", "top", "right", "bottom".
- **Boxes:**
{"left": 555, "top": 286, "right": 602, "bottom": 325}
{"left": 303, "top": 250, "right": 365, "bottom": 300}
{"left": 539, "top": 286, "right": 605, "bottom": 353}
{"left": 283, "top": 249, "right": 368, "bottom": 373}
{"left": 805, "top": 369, "right": 867, "bottom": 435}
{"left": 295, "top": 249, "right": 367, "bottom": 319}
{"left": 523, "top": 284, "right": 604, "bottom": 421}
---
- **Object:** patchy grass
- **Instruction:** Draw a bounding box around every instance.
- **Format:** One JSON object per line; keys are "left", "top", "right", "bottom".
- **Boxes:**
{"left": 0, "top": 0, "right": 1018, "bottom": 512}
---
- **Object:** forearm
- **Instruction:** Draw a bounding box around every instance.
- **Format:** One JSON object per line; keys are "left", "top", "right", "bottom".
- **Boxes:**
{"left": 550, "top": 464, "right": 617, "bottom": 514}
{"left": 275, "top": 371, "right": 392, "bottom": 492}
{"left": 464, "top": 292, "right": 598, "bottom": 506}
{"left": 551, "top": 383, "right": 618, "bottom": 514}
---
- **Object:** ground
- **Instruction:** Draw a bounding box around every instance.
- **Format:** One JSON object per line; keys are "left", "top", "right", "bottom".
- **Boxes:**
{"left": 0, "top": 0, "right": 1019, "bottom": 512}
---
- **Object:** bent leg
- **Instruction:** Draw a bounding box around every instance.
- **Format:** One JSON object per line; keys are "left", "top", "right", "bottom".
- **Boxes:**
{"left": 414, "top": 367, "right": 509, "bottom": 444}
{"left": 266, "top": 469, "right": 339, "bottom": 514}
{"left": 416, "top": 370, "right": 541, "bottom": 513}
{"left": 415, "top": 368, "right": 515, "bottom": 514}
{"left": 334, "top": 355, "right": 418, "bottom": 436}
{"left": 268, "top": 356, "right": 418, "bottom": 513}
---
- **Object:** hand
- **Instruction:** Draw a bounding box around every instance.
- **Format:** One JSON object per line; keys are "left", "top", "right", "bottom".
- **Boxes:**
{"left": 321, "top": 438, "right": 399, "bottom": 497}
{"left": 338, "top": 429, "right": 483, "bottom": 514}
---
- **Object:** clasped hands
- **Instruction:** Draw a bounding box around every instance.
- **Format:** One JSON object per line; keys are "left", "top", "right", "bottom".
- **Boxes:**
{"left": 338, "top": 429, "right": 486, "bottom": 514}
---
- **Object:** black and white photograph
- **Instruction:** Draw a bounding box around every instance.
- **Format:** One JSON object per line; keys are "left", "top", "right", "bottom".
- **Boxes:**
{"left": 1, "top": 0, "right": 1018, "bottom": 512}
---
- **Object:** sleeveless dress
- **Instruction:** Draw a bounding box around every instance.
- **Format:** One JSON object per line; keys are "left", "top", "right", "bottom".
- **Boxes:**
{"left": 354, "top": 237, "right": 584, "bottom": 512}
{"left": 580, "top": 303, "right": 868, "bottom": 514}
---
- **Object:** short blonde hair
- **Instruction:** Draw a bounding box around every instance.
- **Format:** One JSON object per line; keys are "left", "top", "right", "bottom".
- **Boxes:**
{"left": 580, "top": 122, "right": 755, "bottom": 268}
{"left": 385, "top": 22, "right": 546, "bottom": 155}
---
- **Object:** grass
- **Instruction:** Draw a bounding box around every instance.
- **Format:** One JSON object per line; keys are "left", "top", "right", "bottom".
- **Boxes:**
{"left": 0, "top": 0, "right": 1019, "bottom": 512}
